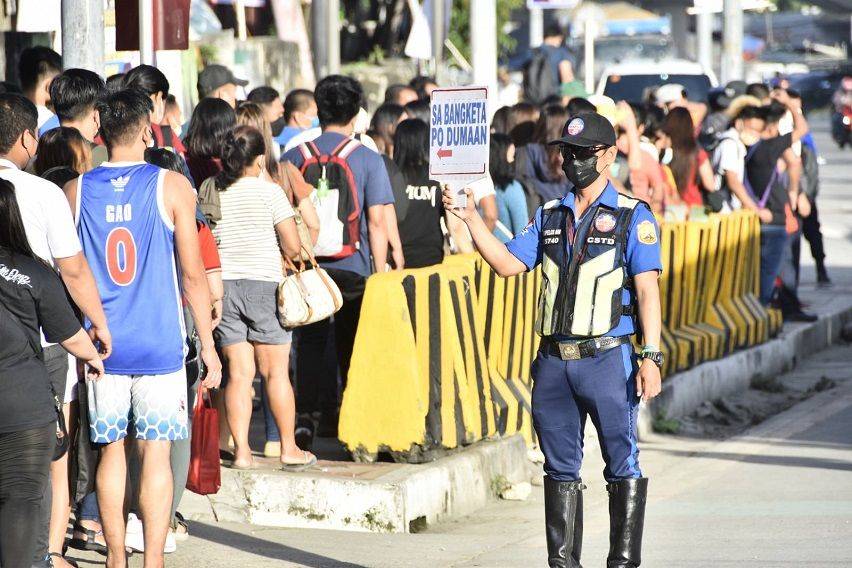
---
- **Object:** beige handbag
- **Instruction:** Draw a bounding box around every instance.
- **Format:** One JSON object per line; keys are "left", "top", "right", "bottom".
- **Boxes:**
{"left": 277, "top": 248, "right": 343, "bottom": 328}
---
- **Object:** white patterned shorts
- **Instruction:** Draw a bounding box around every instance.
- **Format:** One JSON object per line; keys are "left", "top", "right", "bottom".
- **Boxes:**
{"left": 87, "top": 368, "right": 189, "bottom": 443}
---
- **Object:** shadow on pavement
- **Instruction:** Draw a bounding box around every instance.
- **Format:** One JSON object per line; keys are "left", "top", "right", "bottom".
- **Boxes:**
{"left": 189, "top": 521, "right": 368, "bottom": 568}
{"left": 658, "top": 448, "right": 852, "bottom": 472}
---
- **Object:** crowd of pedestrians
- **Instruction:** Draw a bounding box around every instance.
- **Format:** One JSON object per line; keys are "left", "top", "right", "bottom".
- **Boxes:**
{"left": 0, "top": 31, "right": 835, "bottom": 566}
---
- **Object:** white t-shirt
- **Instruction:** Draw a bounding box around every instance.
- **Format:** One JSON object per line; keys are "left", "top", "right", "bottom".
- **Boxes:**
{"left": 0, "top": 159, "right": 83, "bottom": 348}
{"left": 0, "top": 160, "right": 82, "bottom": 265}
{"left": 283, "top": 127, "right": 382, "bottom": 155}
{"left": 713, "top": 129, "right": 746, "bottom": 187}
{"left": 213, "top": 175, "right": 295, "bottom": 283}
{"left": 469, "top": 174, "right": 497, "bottom": 203}
{"left": 36, "top": 105, "right": 55, "bottom": 130}
{"left": 712, "top": 129, "right": 746, "bottom": 210}
{"left": 283, "top": 126, "right": 322, "bottom": 153}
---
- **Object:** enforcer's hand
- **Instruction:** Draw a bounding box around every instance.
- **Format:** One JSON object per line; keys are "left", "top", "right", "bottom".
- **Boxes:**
{"left": 442, "top": 186, "right": 476, "bottom": 221}
{"left": 636, "top": 358, "right": 662, "bottom": 403}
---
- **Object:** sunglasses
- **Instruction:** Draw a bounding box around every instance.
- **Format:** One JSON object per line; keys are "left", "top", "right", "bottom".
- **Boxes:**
{"left": 561, "top": 145, "right": 608, "bottom": 161}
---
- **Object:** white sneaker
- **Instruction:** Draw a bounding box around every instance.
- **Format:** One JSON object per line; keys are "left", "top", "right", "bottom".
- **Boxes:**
{"left": 125, "top": 512, "right": 177, "bottom": 554}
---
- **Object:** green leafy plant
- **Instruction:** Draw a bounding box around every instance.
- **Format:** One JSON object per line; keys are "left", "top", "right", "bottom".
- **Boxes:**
{"left": 448, "top": 0, "right": 524, "bottom": 63}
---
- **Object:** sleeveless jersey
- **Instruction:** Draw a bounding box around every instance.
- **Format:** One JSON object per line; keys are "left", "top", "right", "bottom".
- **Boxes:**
{"left": 76, "top": 162, "right": 185, "bottom": 375}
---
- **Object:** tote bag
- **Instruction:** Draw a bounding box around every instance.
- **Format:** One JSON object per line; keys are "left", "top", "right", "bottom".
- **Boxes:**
{"left": 186, "top": 385, "right": 220, "bottom": 495}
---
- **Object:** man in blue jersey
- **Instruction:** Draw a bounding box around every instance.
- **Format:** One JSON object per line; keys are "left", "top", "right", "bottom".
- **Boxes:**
{"left": 65, "top": 89, "right": 222, "bottom": 568}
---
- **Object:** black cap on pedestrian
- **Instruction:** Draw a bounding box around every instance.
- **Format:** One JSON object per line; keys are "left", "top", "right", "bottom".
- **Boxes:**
{"left": 548, "top": 112, "right": 616, "bottom": 148}
{"left": 725, "top": 80, "right": 748, "bottom": 98}
{"left": 198, "top": 64, "right": 248, "bottom": 95}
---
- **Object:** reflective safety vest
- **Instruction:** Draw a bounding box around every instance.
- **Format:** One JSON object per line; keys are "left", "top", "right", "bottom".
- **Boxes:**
{"left": 535, "top": 193, "right": 643, "bottom": 338}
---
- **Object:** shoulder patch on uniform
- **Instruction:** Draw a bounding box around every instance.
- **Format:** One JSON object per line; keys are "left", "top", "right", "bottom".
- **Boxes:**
{"left": 636, "top": 220, "right": 658, "bottom": 245}
{"left": 543, "top": 199, "right": 561, "bottom": 210}
{"left": 617, "top": 192, "right": 650, "bottom": 211}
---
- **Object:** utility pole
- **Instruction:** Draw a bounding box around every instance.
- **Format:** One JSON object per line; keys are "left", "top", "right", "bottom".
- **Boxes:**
{"left": 327, "top": 0, "right": 340, "bottom": 75}
{"left": 471, "top": 0, "right": 497, "bottom": 119}
{"left": 61, "top": 0, "right": 104, "bottom": 72}
{"left": 722, "top": 0, "right": 744, "bottom": 83}
{"left": 139, "top": 0, "right": 155, "bottom": 65}
{"left": 432, "top": 0, "right": 444, "bottom": 82}
{"left": 311, "top": 0, "right": 340, "bottom": 78}
{"left": 696, "top": 1, "right": 714, "bottom": 73}
{"left": 529, "top": 7, "right": 543, "bottom": 48}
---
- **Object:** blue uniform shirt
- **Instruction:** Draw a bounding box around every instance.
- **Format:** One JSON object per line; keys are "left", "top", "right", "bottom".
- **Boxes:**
{"left": 506, "top": 182, "right": 662, "bottom": 338}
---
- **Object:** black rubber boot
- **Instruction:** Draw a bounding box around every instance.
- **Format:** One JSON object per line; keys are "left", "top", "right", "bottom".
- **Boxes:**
{"left": 606, "top": 477, "right": 648, "bottom": 568}
{"left": 544, "top": 476, "right": 584, "bottom": 568}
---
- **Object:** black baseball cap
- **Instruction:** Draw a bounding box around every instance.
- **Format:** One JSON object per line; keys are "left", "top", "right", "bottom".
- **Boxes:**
{"left": 197, "top": 64, "right": 248, "bottom": 96}
{"left": 548, "top": 112, "right": 616, "bottom": 148}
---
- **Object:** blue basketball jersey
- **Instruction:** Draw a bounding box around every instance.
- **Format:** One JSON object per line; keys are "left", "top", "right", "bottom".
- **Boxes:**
{"left": 76, "top": 162, "right": 185, "bottom": 375}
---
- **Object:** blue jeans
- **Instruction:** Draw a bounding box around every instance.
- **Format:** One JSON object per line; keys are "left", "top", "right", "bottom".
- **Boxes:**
{"left": 531, "top": 343, "right": 641, "bottom": 482}
{"left": 759, "top": 225, "right": 788, "bottom": 305}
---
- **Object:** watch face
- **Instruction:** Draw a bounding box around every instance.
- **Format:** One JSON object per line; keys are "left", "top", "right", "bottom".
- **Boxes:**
{"left": 643, "top": 351, "right": 664, "bottom": 367}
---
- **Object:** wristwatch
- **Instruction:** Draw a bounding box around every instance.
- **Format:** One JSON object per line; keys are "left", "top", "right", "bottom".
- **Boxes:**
{"left": 639, "top": 349, "right": 664, "bottom": 369}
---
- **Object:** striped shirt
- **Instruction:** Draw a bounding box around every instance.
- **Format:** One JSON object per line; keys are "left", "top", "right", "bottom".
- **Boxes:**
{"left": 213, "top": 176, "right": 294, "bottom": 283}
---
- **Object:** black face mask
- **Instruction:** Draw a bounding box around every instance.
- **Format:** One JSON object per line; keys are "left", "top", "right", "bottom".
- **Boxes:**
{"left": 562, "top": 155, "right": 602, "bottom": 188}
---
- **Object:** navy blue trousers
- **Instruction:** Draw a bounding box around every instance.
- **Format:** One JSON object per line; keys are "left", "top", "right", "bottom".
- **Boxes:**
{"left": 531, "top": 342, "right": 641, "bottom": 482}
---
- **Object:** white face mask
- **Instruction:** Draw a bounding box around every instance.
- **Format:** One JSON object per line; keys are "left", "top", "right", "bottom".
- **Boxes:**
{"left": 660, "top": 147, "right": 673, "bottom": 166}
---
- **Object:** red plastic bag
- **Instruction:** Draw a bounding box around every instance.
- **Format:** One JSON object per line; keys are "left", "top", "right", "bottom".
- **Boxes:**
{"left": 186, "top": 385, "right": 221, "bottom": 495}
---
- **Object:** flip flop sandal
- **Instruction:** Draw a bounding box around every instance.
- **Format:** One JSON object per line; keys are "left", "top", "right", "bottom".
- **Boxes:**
{"left": 171, "top": 511, "right": 190, "bottom": 542}
{"left": 69, "top": 525, "right": 107, "bottom": 556}
{"left": 281, "top": 450, "right": 317, "bottom": 472}
{"left": 49, "top": 552, "right": 79, "bottom": 567}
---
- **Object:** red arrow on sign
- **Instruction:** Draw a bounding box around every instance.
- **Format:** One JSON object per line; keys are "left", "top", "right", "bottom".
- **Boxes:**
{"left": 437, "top": 148, "right": 453, "bottom": 159}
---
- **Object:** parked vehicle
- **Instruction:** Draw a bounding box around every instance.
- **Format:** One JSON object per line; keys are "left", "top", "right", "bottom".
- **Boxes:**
{"left": 596, "top": 60, "right": 718, "bottom": 103}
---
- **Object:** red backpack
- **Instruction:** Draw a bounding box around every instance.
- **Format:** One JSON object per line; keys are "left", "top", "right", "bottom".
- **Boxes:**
{"left": 298, "top": 139, "right": 362, "bottom": 259}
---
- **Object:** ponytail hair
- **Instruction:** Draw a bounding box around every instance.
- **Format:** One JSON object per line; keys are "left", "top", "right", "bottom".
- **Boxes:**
{"left": 215, "top": 125, "right": 266, "bottom": 190}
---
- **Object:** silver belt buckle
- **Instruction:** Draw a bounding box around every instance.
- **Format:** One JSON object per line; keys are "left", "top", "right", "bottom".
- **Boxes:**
{"left": 558, "top": 342, "right": 581, "bottom": 360}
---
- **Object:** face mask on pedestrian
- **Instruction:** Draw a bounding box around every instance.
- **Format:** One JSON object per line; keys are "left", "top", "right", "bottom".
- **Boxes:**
{"left": 739, "top": 130, "right": 760, "bottom": 146}
{"left": 20, "top": 130, "right": 37, "bottom": 170}
{"left": 561, "top": 145, "right": 609, "bottom": 188}
{"left": 659, "top": 147, "right": 673, "bottom": 166}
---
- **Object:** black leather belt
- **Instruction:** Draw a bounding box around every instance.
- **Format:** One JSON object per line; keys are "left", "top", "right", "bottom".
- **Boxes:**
{"left": 541, "top": 336, "right": 631, "bottom": 361}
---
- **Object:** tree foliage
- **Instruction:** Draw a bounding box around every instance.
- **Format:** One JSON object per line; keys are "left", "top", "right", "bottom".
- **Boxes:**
{"left": 448, "top": 0, "right": 524, "bottom": 64}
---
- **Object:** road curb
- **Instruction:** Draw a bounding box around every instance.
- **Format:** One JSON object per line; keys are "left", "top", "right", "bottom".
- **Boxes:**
{"left": 180, "top": 434, "right": 529, "bottom": 533}
{"left": 638, "top": 297, "right": 852, "bottom": 439}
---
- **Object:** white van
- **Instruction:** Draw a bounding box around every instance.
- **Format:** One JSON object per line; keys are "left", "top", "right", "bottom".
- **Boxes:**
{"left": 596, "top": 60, "right": 719, "bottom": 103}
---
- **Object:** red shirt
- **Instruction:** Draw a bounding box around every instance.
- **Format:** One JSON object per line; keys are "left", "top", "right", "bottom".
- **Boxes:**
{"left": 197, "top": 222, "right": 221, "bottom": 273}
{"left": 185, "top": 155, "right": 222, "bottom": 187}
{"left": 679, "top": 148, "right": 708, "bottom": 208}
{"left": 153, "top": 124, "right": 187, "bottom": 156}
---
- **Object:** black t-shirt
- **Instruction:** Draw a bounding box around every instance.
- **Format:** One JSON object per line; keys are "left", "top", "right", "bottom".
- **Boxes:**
{"left": 745, "top": 133, "right": 792, "bottom": 226}
{"left": 384, "top": 156, "right": 409, "bottom": 222}
{"left": 397, "top": 167, "right": 445, "bottom": 269}
{"left": 0, "top": 250, "right": 81, "bottom": 433}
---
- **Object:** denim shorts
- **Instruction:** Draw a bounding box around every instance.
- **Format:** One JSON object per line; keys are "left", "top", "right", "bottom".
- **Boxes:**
{"left": 215, "top": 279, "right": 292, "bottom": 347}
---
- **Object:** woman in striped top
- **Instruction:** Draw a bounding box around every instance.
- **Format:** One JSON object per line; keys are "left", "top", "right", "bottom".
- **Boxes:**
{"left": 212, "top": 125, "right": 316, "bottom": 470}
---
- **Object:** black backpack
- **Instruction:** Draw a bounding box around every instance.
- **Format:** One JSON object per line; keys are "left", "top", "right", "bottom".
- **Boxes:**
{"left": 523, "top": 47, "right": 557, "bottom": 105}
{"left": 298, "top": 139, "right": 362, "bottom": 259}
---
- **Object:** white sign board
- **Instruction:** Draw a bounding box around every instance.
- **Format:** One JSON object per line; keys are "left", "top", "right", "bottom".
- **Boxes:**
{"left": 429, "top": 86, "right": 489, "bottom": 206}
{"left": 526, "top": 0, "right": 580, "bottom": 9}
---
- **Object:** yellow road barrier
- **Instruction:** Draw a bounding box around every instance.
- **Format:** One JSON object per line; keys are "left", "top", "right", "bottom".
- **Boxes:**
{"left": 340, "top": 210, "right": 783, "bottom": 458}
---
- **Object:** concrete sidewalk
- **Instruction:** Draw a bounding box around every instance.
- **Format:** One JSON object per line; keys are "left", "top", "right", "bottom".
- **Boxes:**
{"left": 79, "top": 342, "right": 852, "bottom": 568}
